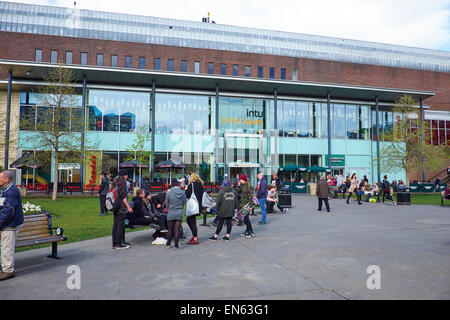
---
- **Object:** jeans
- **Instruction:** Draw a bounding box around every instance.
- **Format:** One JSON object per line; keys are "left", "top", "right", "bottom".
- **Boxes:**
{"left": 258, "top": 198, "right": 267, "bottom": 223}
{"left": 112, "top": 209, "right": 126, "bottom": 246}
{"left": 99, "top": 195, "right": 107, "bottom": 214}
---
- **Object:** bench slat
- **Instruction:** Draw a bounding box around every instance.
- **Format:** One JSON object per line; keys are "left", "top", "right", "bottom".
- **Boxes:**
{"left": 23, "top": 216, "right": 48, "bottom": 223}
{"left": 21, "top": 220, "right": 50, "bottom": 228}
{"left": 15, "top": 236, "right": 65, "bottom": 248}
{"left": 20, "top": 223, "right": 50, "bottom": 232}
{"left": 17, "top": 233, "right": 54, "bottom": 242}
{"left": 18, "top": 229, "right": 51, "bottom": 238}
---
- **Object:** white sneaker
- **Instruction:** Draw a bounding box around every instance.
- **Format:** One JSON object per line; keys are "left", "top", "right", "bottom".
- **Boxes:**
{"left": 152, "top": 237, "right": 167, "bottom": 245}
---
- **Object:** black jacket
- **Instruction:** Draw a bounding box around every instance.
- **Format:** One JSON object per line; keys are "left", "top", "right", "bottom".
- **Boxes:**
{"left": 151, "top": 192, "right": 166, "bottom": 210}
{"left": 185, "top": 181, "right": 204, "bottom": 215}
{"left": 129, "top": 196, "right": 145, "bottom": 220}
{"left": 98, "top": 177, "right": 109, "bottom": 195}
{"left": 116, "top": 178, "right": 128, "bottom": 211}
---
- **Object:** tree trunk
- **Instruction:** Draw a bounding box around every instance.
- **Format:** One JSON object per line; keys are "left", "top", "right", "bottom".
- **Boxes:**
{"left": 139, "top": 166, "right": 142, "bottom": 188}
{"left": 52, "top": 155, "right": 58, "bottom": 201}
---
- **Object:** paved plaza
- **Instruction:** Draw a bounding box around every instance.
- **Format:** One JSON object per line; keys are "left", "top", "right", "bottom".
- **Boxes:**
{"left": 1, "top": 195, "right": 450, "bottom": 300}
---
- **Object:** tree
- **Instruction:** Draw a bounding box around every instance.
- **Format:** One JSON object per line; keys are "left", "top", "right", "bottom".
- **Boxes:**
{"left": 21, "top": 65, "right": 85, "bottom": 200}
{"left": 126, "top": 125, "right": 154, "bottom": 187}
{"left": 377, "top": 95, "right": 450, "bottom": 181}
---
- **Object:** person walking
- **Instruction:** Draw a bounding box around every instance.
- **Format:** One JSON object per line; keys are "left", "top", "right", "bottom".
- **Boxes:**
{"left": 165, "top": 179, "right": 187, "bottom": 249}
{"left": 112, "top": 169, "right": 133, "bottom": 250}
{"left": 238, "top": 174, "right": 255, "bottom": 238}
{"left": 98, "top": 172, "right": 109, "bottom": 217}
{"left": 256, "top": 172, "right": 268, "bottom": 225}
{"left": 0, "top": 171, "right": 24, "bottom": 281}
{"left": 316, "top": 175, "right": 330, "bottom": 213}
{"left": 209, "top": 179, "right": 239, "bottom": 241}
{"left": 346, "top": 173, "right": 362, "bottom": 205}
{"left": 184, "top": 172, "right": 204, "bottom": 245}
{"left": 381, "top": 175, "right": 397, "bottom": 206}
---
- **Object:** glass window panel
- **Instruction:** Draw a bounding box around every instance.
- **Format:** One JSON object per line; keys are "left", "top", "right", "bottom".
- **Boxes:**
{"left": 167, "top": 94, "right": 183, "bottom": 134}
{"left": 384, "top": 111, "right": 393, "bottom": 141}
{"left": 96, "top": 53, "right": 103, "bottom": 66}
{"left": 245, "top": 65, "right": 251, "bottom": 77}
{"left": 19, "top": 105, "right": 36, "bottom": 130}
{"left": 220, "top": 63, "right": 226, "bottom": 75}
{"left": 296, "top": 102, "right": 308, "bottom": 137}
{"left": 71, "top": 108, "right": 82, "bottom": 132}
{"left": 50, "top": 50, "right": 58, "bottom": 63}
{"left": 139, "top": 57, "right": 146, "bottom": 69}
{"left": 81, "top": 52, "right": 87, "bottom": 65}
{"left": 285, "top": 154, "right": 296, "bottom": 165}
{"left": 168, "top": 59, "right": 174, "bottom": 71}
{"left": 181, "top": 60, "right": 187, "bottom": 72}
{"left": 194, "top": 61, "right": 200, "bottom": 73}
{"left": 155, "top": 94, "right": 168, "bottom": 134}
{"left": 36, "top": 106, "right": 52, "bottom": 128}
{"left": 154, "top": 58, "right": 160, "bottom": 70}
{"left": 183, "top": 95, "right": 198, "bottom": 135}
{"left": 432, "top": 120, "right": 439, "bottom": 145}
{"left": 258, "top": 66, "right": 263, "bottom": 78}
{"left": 292, "top": 69, "right": 298, "bottom": 80}
{"left": 309, "top": 102, "right": 318, "bottom": 138}
{"left": 125, "top": 55, "right": 132, "bottom": 68}
{"left": 199, "top": 96, "right": 211, "bottom": 135}
{"left": 298, "top": 155, "right": 309, "bottom": 167}
{"left": 358, "top": 106, "right": 369, "bottom": 140}
{"left": 346, "top": 105, "right": 358, "bottom": 139}
{"left": 333, "top": 104, "right": 345, "bottom": 138}
{"left": 280, "top": 68, "right": 286, "bottom": 80}
{"left": 111, "top": 54, "right": 118, "bottom": 67}
{"left": 233, "top": 64, "right": 238, "bottom": 76}
{"left": 446, "top": 121, "right": 450, "bottom": 145}
{"left": 208, "top": 62, "right": 214, "bottom": 74}
{"left": 35, "top": 49, "right": 42, "bottom": 62}
{"left": 65, "top": 51, "right": 72, "bottom": 64}
{"left": 269, "top": 67, "right": 275, "bottom": 79}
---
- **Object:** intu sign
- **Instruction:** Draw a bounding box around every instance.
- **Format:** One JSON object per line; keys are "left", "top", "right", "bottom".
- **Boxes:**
{"left": 220, "top": 99, "right": 267, "bottom": 133}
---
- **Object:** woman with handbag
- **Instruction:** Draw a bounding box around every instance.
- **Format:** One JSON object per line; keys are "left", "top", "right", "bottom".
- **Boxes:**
{"left": 185, "top": 172, "right": 204, "bottom": 245}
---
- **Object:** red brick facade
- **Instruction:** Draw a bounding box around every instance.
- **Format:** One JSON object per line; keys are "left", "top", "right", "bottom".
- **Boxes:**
{"left": 0, "top": 31, "right": 449, "bottom": 111}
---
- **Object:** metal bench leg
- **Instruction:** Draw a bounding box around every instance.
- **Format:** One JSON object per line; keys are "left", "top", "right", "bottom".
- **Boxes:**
{"left": 200, "top": 213, "right": 210, "bottom": 227}
{"left": 47, "top": 242, "right": 62, "bottom": 259}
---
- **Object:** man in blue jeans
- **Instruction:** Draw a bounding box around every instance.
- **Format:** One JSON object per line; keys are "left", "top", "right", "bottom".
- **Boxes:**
{"left": 256, "top": 171, "right": 268, "bottom": 225}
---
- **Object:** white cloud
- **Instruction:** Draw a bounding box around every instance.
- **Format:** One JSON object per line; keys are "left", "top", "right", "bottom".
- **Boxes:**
{"left": 8, "top": 0, "right": 450, "bottom": 50}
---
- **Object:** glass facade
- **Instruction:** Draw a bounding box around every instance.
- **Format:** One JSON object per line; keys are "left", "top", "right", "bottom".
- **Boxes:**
{"left": 18, "top": 88, "right": 447, "bottom": 185}
{"left": 111, "top": 54, "right": 117, "bottom": 67}
{"left": 65, "top": 51, "right": 72, "bottom": 64}
{"left": 86, "top": 90, "right": 150, "bottom": 132}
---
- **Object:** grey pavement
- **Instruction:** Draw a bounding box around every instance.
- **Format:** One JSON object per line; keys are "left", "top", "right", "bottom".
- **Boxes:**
{"left": 1, "top": 195, "right": 450, "bottom": 300}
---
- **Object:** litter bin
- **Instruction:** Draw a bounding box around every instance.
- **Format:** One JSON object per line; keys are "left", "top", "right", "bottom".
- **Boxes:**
{"left": 397, "top": 192, "right": 411, "bottom": 205}
{"left": 278, "top": 188, "right": 292, "bottom": 208}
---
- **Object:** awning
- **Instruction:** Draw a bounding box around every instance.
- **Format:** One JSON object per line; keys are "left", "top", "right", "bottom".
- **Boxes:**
{"left": 307, "top": 166, "right": 332, "bottom": 173}
{"left": 155, "top": 159, "right": 186, "bottom": 169}
{"left": 10, "top": 153, "right": 41, "bottom": 169}
{"left": 120, "top": 159, "right": 149, "bottom": 168}
{"left": 0, "top": 60, "right": 435, "bottom": 103}
{"left": 278, "top": 165, "right": 307, "bottom": 172}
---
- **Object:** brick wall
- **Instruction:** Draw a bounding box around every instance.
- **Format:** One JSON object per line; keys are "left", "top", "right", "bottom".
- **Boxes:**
{"left": 0, "top": 31, "right": 449, "bottom": 112}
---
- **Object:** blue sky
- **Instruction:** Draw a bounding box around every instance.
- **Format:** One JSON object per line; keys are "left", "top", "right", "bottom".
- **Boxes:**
{"left": 8, "top": 0, "right": 450, "bottom": 51}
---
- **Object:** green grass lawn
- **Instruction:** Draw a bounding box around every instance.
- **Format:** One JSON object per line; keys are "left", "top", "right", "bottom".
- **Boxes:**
{"left": 18, "top": 196, "right": 214, "bottom": 252}
{"left": 346, "top": 193, "right": 444, "bottom": 205}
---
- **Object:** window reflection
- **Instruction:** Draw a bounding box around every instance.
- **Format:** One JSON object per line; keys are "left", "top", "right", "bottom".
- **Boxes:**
{"left": 346, "top": 105, "right": 358, "bottom": 139}
{"left": 334, "top": 104, "right": 345, "bottom": 138}
{"left": 296, "top": 102, "right": 308, "bottom": 137}
{"left": 283, "top": 101, "right": 296, "bottom": 137}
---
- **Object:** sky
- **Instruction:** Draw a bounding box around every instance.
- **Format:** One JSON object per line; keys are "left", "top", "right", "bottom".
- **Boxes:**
{"left": 7, "top": 0, "right": 450, "bottom": 51}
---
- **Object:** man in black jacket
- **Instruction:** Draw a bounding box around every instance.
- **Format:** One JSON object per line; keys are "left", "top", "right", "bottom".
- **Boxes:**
{"left": 98, "top": 172, "right": 109, "bottom": 217}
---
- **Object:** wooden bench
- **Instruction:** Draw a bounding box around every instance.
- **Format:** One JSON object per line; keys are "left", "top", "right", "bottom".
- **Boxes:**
{"left": 15, "top": 212, "right": 67, "bottom": 259}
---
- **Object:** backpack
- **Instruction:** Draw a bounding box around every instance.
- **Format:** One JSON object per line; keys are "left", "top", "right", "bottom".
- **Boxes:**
{"left": 105, "top": 186, "right": 118, "bottom": 211}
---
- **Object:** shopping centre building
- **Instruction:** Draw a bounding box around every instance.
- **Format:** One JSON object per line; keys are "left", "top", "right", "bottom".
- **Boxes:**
{"left": 0, "top": 1, "right": 449, "bottom": 187}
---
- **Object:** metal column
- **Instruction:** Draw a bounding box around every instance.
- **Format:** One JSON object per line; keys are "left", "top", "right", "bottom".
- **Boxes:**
{"left": 3, "top": 70, "right": 12, "bottom": 170}
{"left": 273, "top": 88, "right": 278, "bottom": 172}
{"left": 215, "top": 84, "right": 219, "bottom": 182}
{"left": 327, "top": 92, "right": 331, "bottom": 171}
{"left": 419, "top": 97, "right": 426, "bottom": 182}
{"left": 151, "top": 80, "right": 156, "bottom": 182}
{"left": 80, "top": 75, "right": 86, "bottom": 191}
{"left": 375, "top": 96, "right": 381, "bottom": 185}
